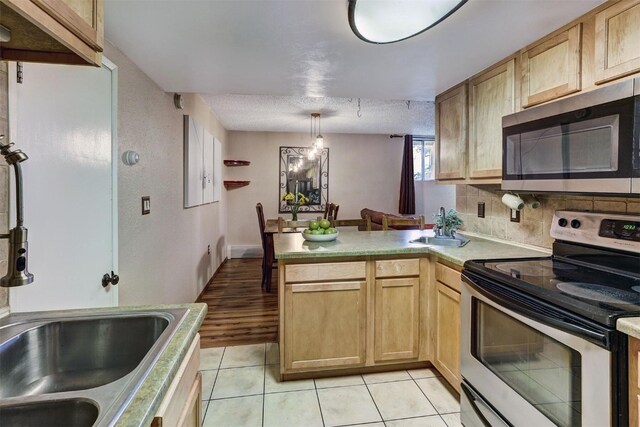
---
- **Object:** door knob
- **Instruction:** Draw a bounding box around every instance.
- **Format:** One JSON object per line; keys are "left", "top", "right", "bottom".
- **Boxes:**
{"left": 102, "top": 271, "right": 119, "bottom": 287}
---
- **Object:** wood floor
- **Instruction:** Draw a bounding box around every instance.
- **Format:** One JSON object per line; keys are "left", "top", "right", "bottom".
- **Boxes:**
{"left": 197, "top": 258, "right": 278, "bottom": 348}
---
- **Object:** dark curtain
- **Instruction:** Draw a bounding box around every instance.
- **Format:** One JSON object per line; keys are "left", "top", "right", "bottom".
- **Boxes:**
{"left": 399, "top": 135, "right": 415, "bottom": 214}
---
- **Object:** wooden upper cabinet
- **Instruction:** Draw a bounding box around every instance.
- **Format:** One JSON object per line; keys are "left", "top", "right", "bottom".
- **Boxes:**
{"left": 521, "top": 24, "right": 582, "bottom": 108}
{"left": 468, "top": 58, "right": 516, "bottom": 180}
{"left": 435, "top": 82, "right": 467, "bottom": 181}
{"left": 0, "top": 0, "right": 103, "bottom": 66}
{"left": 595, "top": 0, "right": 640, "bottom": 84}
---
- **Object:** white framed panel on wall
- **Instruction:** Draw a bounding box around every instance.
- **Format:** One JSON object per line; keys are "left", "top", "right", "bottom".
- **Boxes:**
{"left": 213, "top": 137, "right": 222, "bottom": 202}
{"left": 183, "top": 115, "right": 218, "bottom": 208}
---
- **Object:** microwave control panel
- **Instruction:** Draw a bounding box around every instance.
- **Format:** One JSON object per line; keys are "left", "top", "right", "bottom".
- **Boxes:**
{"left": 551, "top": 210, "right": 640, "bottom": 253}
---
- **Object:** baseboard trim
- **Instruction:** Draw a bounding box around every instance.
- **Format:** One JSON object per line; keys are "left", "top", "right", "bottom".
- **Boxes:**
{"left": 228, "top": 245, "right": 263, "bottom": 259}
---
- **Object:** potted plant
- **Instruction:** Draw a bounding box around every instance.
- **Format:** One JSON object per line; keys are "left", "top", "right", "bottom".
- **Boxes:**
{"left": 433, "top": 209, "right": 464, "bottom": 237}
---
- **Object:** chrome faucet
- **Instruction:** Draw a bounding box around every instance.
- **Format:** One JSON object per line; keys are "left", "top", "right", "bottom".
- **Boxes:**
{"left": 0, "top": 135, "right": 33, "bottom": 287}
{"left": 436, "top": 206, "right": 446, "bottom": 238}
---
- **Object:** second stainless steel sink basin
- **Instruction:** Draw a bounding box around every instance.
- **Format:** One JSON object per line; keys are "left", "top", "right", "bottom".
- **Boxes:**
{"left": 410, "top": 235, "right": 470, "bottom": 247}
{"left": 0, "top": 307, "right": 188, "bottom": 426}
{"left": 0, "top": 316, "right": 169, "bottom": 398}
{"left": 0, "top": 399, "right": 99, "bottom": 427}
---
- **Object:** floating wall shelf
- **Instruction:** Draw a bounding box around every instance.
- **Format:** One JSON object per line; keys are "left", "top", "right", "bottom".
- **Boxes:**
{"left": 224, "top": 160, "right": 251, "bottom": 166}
{"left": 224, "top": 180, "right": 250, "bottom": 189}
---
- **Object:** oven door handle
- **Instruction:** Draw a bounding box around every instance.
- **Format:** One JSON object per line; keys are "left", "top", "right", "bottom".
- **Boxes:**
{"left": 461, "top": 382, "right": 512, "bottom": 427}
{"left": 462, "top": 272, "right": 611, "bottom": 349}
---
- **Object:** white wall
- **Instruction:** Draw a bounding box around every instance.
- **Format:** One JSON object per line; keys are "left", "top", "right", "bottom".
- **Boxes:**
{"left": 415, "top": 180, "right": 456, "bottom": 223}
{"left": 105, "top": 43, "right": 228, "bottom": 306}
{"left": 226, "top": 131, "right": 403, "bottom": 250}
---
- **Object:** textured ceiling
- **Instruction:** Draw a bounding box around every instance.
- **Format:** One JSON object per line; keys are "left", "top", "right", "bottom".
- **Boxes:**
{"left": 104, "top": 0, "right": 604, "bottom": 134}
{"left": 203, "top": 95, "right": 435, "bottom": 135}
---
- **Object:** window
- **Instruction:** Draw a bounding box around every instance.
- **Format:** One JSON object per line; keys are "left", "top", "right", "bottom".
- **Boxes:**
{"left": 413, "top": 137, "right": 435, "bottom": 181}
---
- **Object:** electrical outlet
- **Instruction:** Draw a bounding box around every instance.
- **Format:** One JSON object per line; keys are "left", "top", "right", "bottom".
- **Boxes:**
{"left": 207, "top": 245, "right": 211, "bottom": 255}
{"left": 477, "top": 202, "right": 485, "bottom": 218}
{"left": 510, "top": 209, "right": 521, "bottom": 223}
{"left": 141, "top": 196, "right": 150, "bottom": 215}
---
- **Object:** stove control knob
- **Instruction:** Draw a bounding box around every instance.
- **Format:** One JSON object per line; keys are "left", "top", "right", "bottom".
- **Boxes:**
{"left": 570, "top": 219, "right": 581, "bottom": 229}
{"left": 558, "top": 218, "right": 568, "bottom": 227}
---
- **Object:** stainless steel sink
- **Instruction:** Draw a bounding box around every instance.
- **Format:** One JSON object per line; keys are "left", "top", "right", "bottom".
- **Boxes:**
{"left": 0, "top": 399, "right": 99, "bottom": 427}
{"left": 0, "top": 308, "right": 188, "bottom": 426}
{"left": 410, "top": 235, "right": 470, "bottom": 247}
{"left": 1, "top": 316, "right": 169, "bottom": 398}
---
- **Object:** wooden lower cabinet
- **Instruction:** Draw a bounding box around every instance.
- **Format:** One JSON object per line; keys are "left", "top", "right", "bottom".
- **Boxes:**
{"left": 434, "top": 282, "right": 461, "bottom": 391}
{"left": 284, "top": 280, "right": 367, "bottom": 371}
{"left": 152, "top": 334, "right": 202, "bottom": 427}
{"left": 629, "top": 337, "right": 640, "bottom": 427}
{"left": 374, "top": 277, "right": 420, "bottom": 362}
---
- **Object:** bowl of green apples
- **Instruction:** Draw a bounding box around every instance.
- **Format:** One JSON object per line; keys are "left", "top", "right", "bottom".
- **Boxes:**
{"left": 302, "top": 219, "right": 339, "bottom": 242}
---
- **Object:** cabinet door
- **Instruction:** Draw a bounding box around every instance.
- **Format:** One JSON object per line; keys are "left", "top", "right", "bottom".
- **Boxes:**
{"left": 521, "top": 24, "right": 582, "bottom": 108}
{"left": 629, "top": 337, "right": 640, "bottom": 427}
{"left": 434, "top": 282, "right": 461, "bottom": 391}
{"left": 374, "top": 277, "right": 419, "bottom": 362}
{"left": 468, "top": 58, "right": 516, "bottom": 180}
{"left": 435, "top": 82, "right": 467, "bottom": 181}
{"left": 284, "top": 281, "right": 366, "bottom": 371}
{"left": 595, "top": 0, "right": 640, "bottom": 84}
{"left": 32, "top": 0, "right": 103, "bottom": 51}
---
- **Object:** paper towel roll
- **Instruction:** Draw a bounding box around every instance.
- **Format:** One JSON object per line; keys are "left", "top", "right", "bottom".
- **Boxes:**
{"left": 502, "top": 193, "right": 525, "bottom": 211}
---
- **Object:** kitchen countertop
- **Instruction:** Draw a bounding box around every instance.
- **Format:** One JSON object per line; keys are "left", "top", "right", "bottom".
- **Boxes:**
{"left": 617, "top": 317, "right": 640, "bottom": 340}
{"left": 273, "top": 229, "right": 549, "bottom": 266}
{"left": 114, "top": 303, "right": 207, "bottom": 427}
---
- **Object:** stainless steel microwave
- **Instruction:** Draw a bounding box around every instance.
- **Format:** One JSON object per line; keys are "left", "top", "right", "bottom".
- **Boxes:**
{"left": 502, "top": 78, "right": 640, "bottom": 195}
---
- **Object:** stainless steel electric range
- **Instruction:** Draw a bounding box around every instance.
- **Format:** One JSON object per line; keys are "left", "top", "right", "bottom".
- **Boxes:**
{"left": 461, "top": 210, "right": 640, "bottom": 427}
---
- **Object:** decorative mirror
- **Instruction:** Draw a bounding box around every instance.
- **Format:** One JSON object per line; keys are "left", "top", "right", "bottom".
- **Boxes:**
{"left": 279, "top": 146, "right": 329, "bottom": 213}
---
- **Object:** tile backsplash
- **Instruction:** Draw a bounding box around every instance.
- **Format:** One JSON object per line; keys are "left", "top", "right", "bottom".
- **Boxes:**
{"left": 456, "top": 185, "right": 639, "bottom": 249}
{"left": 0, "top": 61, "right": 8, "bottom": 311}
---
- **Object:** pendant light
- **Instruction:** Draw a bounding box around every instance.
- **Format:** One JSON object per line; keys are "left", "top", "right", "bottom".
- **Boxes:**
{"left": 309, "top": 113, "right": 324, "bottom": 157}
{"left": 348, "top": 0, "right": 467, "bottom": 44}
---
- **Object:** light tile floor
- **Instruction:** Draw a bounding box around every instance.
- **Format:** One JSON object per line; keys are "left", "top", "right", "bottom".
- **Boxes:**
{"left": 200, "top": 343, "right": 461, "bottom": 427}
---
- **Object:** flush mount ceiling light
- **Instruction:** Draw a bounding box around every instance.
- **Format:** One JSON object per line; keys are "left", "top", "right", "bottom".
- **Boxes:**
{"left": 348, "top": 0, "right": 467, "bottom": 44}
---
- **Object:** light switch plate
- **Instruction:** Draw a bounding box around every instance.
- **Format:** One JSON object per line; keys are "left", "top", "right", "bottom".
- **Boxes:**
{"left": 142, "top": 196, "right": 150, "bottom": 215}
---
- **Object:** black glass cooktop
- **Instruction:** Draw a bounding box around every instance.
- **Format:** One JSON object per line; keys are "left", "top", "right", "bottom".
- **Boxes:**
{"left": 465, "top": 256, "right": 640, "bottom": 327}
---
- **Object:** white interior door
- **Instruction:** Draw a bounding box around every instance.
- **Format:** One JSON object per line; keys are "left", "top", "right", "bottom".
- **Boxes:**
{"left": 7, "top": 60, "right": 118, "bottom": 312}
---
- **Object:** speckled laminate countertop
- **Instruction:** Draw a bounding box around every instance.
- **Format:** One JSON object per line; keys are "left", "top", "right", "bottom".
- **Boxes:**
{"left": 617, "top": 317, "right": 640, "bottom": 339}
{"left": 273, "top": 229, "right": 549, "bottom": 266}
{"left": 114, "top": 303, "right": 207, "bottom": 427}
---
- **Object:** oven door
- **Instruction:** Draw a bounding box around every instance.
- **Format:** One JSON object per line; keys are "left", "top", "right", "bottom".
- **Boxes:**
{"left": 461, "top": 274, "right": 613, "bottom": 427}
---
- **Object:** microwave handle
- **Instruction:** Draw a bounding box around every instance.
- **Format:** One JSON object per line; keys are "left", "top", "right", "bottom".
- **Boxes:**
{"left": 462, "top": 273, "right": 611, "bottom": 349}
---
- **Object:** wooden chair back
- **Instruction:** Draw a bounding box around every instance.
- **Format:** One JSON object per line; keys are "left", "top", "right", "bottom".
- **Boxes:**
{"left": 382, "top": 215, "right": 425, "bottom": 231}
{"left": 323, "top": 203, "right": 340, "bottom": 220}
{"left": 256, "top": 203, "right": 266, "bottom": 247}
{"left": 331, "top": 216, "right": 372, "bottom": 231}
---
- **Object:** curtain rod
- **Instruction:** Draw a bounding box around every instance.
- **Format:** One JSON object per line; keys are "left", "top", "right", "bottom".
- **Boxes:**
{"left": 389, "top": 134, "right": 434, "bottom": 139}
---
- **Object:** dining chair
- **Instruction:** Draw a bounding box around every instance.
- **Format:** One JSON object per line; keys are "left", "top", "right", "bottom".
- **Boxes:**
{"left": 382, "top": 215, "right": 425, "bottom": 231}
{"left": 323, "top": 203, "right": 339, "bottom": 220}
{"left": 331, "top": 216, "right": 372, "bottom": 231}
{"left": 256, "top": 203, "right": 276, "bottom": 292}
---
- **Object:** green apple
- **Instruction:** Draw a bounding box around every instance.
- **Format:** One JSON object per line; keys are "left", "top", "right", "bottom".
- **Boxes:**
{"left": 303, "top": 229, "right": 311, "bottom": 234}
{"left": 309, "top": 221, "right": 319, "bottom": 230}
{"left": 319, "top": 219, "right": 331, "bottom": 229}
{"left": 325, "top": 228, "right": 337, "bottom": 234}
{"left": 310, "top": 229, "right": 322, "bottom": 235}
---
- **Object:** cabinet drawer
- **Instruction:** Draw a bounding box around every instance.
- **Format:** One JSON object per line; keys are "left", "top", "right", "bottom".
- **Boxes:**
{"left": 435, "top": 262, "right": 461, "bottom": 293}
{"left": 285, "top": 262, "right": 366, "bottom": 283}
{"left": 376, "top": 259, "right": 420, "bottom": 278}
